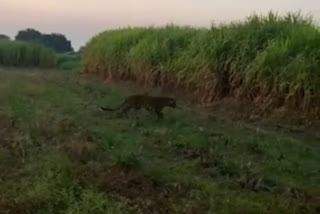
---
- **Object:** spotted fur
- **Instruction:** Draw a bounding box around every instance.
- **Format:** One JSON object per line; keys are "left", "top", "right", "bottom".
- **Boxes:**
{"left": 101, "top": 95, "right": 176, "bottom": 118}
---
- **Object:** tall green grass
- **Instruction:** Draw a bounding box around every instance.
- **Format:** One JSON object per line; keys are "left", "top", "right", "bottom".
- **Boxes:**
{"left": 57, "top": 53, "right": 81, "bottom": 70}
{"left": 0, "top": 40, "right": 56, "bottom": 68}
{"left": 83, "top": 12, "right": 320, "bottom": 116}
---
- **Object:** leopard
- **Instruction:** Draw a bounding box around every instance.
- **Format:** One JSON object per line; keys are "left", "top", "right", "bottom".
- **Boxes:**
{"left": 101, "top": 94, "right": 176, "bottom": 119}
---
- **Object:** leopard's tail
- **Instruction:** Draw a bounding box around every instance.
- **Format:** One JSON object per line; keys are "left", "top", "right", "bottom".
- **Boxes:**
{"left": 100, "top": 101, "right": 125, "bottom": 111}
{"left": 100, "top": 107, "right": 117, "bottom": 111}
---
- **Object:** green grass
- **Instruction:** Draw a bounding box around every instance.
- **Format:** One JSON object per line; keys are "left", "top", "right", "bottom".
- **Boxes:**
{"left": 0, "top": 40, "right": 56, "bottom": 68}
{"left": 57, "top": 53, "right": 82, "bottom": 71}
{"left": 0, "top": 68, "right": 319, "bottom": 214}
{"left": 83, "top": 12, "right": 320, "bottom": 118}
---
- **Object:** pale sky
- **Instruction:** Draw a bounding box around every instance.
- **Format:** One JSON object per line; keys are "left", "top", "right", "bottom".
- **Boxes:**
{"left": 1, "top": 0, "right": 319, "bottom": 50}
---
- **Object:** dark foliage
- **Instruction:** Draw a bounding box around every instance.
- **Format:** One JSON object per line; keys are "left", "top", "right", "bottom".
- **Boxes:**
{"left": 15, "top": 28, "right": 73, "bottom": 53}
{"left": 0, "top": 34, "right": 10, "bottom": 40}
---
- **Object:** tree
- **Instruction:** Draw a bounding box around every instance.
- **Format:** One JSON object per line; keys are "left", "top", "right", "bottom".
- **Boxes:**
{"left": 15, "top": 29, "right": 42, "bottom": 41}
{"left": 0, "top": 34, "right": 10, "bottom": 40}
{"left": 15, "top": 28, "right": 73, "bottom": 53}
{"left": 41, "top": 33, "right": 73, "bottom": 53}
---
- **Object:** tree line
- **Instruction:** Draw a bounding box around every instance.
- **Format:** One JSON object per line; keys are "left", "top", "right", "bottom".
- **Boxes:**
{"left": 0, "top": 29, "right": 73, "bottom": 53}
{"left": 0, "top": 34, "right": 10, "bottom": 40}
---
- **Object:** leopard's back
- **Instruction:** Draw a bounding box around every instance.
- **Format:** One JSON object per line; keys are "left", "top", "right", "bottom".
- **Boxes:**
{"left": 118, "top": 94, "right": 176, "bottom": 117}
